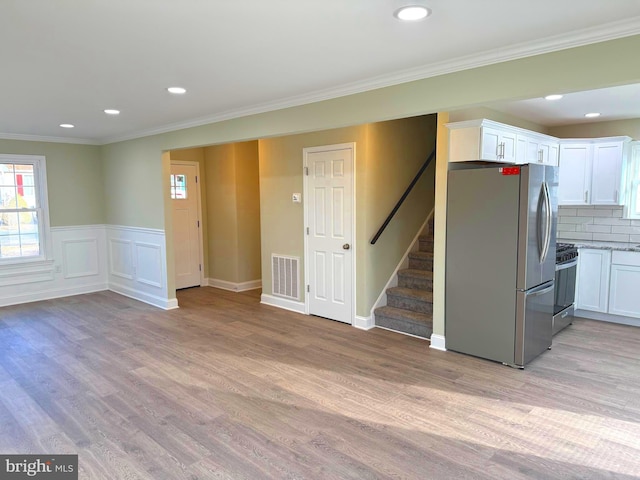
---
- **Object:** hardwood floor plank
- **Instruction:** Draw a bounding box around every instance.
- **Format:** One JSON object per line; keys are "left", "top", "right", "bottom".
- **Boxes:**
{"left": 1, "top": 288, "right": 640, "bottom": 479}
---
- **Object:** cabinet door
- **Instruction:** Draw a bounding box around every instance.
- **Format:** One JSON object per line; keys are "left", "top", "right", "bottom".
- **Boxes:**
{"left": 558, "top": 144, "right": 591, "bottom": 205}
{"left": 548, "top": 143, "right": 559, "bottom": 167}
{"left": 576, "top": 249, "right": 611, "bottom": 313}
{"left": 591, "top": 142, "right": 624, "bottom": 205}
{"left": 481, "top": 127, "right": 501, "bottom": 161}
{"left": 482, "top": 127, "right": 517, "bottom": 163}
{"left": 515, "top": 136, "right": 527, "bottom": 164}
{"left": 609, "top": 264, "right": 640, "bottom": 318}
{"left": 500, "top": 130, "right": 518, "bottom": 163}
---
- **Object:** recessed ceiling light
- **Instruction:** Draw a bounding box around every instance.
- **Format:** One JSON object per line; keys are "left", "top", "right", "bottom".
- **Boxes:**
{"left": 104, "top": 109, "right": 120, "bottom": 115}
{"left": 167, "top": 87, "right": 186, "bottom": 94}
{"left": 59, "top": 123, "right": 74, "bottom": 128}
{"left": 544, "top": 94, "right": 563, "bottom": 101}
{"left": 394, "top": 5, "right": 431, "bottom": 21}
{"left": 585, "top": 112, "right": 601, "bottom": 118}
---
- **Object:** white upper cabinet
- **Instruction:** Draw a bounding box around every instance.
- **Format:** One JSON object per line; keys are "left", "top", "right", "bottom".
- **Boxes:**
{"left": 520, "top": 135, "right": 559, "bottom": 166}
{"left": 591, "top": 142, "right": 625, "bottom": 204}
{"left": 558, "top": 137, "right": 631, "bottom": 206}
{"left": 558, "top": 143, "right": 592, "bottom": 205}
{"left": 447, "top": 119, "right": 557, "bottom": 165}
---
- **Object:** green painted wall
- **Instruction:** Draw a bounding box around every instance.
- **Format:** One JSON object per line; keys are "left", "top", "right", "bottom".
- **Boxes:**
{"left": 549, "top": 119, "right": 640, "bottom": 139}
{"left": 0, "top": 139, "right": 104, "bottom": 226}
{"left": 97, "top": 35, "right": 640, "bottom": 323}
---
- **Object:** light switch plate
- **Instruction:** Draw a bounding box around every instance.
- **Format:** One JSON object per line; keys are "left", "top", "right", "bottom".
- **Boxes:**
{"left": 292, "top": 193, "right": 302, "bottom": 203}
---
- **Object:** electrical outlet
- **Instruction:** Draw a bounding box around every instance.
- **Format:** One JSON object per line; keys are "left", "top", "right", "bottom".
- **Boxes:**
{"left": 292, "top": 193, "right": 302, "bottom": 203}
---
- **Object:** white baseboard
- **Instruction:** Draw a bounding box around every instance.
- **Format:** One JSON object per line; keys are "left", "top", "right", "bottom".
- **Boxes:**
{"left": 260, "top": 293, "right": 305, "bottom": 314}
{"left": 207, "top": 278, "right": 262, "bottom": 292}
{"left": 575, "top": 309, "right": 640, "bottom": 328}
{"left": 0, "top": 283, "right": 108, "bottom": 308}
{"left": 353, "top": 315, "right": 374, "bottom": 330}
{"left": 109, "top": 282, "right": 175, "bottom": 310}
{"left": 166, "top": 298, "right": 179, "bottom": 310}
{"left": 429, "top": 334, "right": 446, "bottom": 351}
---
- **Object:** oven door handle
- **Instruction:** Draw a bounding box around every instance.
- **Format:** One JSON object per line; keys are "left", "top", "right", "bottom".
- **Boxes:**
{"left": 555, "top": 258, "right": 578, "bottom": 271}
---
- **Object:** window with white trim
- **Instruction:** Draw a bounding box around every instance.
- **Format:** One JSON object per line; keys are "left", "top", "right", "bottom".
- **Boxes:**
{"left": 0, "top": 154, "right": 52, "bottom": 264}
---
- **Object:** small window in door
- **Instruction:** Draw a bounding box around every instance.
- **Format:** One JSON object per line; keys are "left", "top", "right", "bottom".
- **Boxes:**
{"left": 170, "top": 174, "right": 187, "bottom": 199}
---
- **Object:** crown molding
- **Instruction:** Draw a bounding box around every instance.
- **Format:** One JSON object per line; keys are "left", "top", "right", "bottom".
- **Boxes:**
{"left": 9, "top": 16, "right": 640, "bottom": 147}
{"left": 0, "top": 132, "right": 100, "bottom": 145}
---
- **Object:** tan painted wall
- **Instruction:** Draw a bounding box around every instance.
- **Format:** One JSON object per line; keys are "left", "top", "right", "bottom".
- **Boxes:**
{"left": 0, "top": 139, "right": 104, "bottom": 226}
{"left": 204, "top": 141, "right": 260, "bottom": 284}
{"left": 258, "top": 125, "right": 367, "bottom": 302}
{"left": 549, "top": 118, "right": 640, "bottom": 139}
{"left": 362, "top": 116, "right": 437, "bottom": 313}
{"left": 234, "top": 141, "right": 261, "bottom": 283}
{"left": 258, "top": 116, "right": 436, "bottom": 316}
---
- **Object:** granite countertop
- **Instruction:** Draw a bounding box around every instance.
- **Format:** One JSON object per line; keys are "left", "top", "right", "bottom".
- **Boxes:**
{"left": 558, "top": 240, "right": 640, "bottom": 252}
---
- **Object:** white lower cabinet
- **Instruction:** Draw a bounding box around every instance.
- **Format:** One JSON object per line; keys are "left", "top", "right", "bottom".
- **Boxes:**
{"left": 609, "top": 252, "right": 640, "bottom": 318}
{"left": 576, "top": 249, "right": 611, "bottom": 313}
{"left": 577, "top": 249, "right": 640, "bottom": 320}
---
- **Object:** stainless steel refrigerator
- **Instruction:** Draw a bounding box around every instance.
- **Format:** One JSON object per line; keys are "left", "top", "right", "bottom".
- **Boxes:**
{"left": 446, "top": 163, "right": 557, "bottom": 367}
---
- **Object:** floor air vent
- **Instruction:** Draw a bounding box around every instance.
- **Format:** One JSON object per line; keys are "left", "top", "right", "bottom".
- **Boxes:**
{"left": 272, "top": 254, "right": 299, "bottom": 300}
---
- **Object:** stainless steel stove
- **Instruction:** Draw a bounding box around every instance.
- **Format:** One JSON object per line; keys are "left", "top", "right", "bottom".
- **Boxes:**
{"left": 554, "top": 243, "right": 578, "bottom": 335}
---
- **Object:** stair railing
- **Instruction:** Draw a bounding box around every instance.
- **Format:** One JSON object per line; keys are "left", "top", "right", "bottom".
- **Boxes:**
{"left": 370, "top": 148, "right": 436, "bottom": 245}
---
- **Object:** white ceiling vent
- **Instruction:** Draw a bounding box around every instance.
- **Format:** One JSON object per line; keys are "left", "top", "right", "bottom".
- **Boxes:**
{"left": 272, "top": 254, "right": 300, "bottom": 300}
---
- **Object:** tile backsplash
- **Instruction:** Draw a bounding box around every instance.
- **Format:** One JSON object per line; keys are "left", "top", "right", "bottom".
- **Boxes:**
{"left": 557, "top": 206, "right": 640, "bottom": 243}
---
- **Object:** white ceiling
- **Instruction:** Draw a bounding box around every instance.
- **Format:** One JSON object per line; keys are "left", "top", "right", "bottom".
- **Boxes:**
{"left": 2, "top": 0, "right": 640, "bottom": 144}
{"left": 489, "top": 83, "right": 640, "bottom": 127}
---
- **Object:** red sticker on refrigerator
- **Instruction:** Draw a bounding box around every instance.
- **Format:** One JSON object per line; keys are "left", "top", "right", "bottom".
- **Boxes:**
{"left": 500, "top": 167, "right": 520, "bottom": 175}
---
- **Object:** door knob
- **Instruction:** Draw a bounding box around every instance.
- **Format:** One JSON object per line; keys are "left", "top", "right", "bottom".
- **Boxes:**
{"left": 343, "top": 244, "right": 350, "bottom": 250}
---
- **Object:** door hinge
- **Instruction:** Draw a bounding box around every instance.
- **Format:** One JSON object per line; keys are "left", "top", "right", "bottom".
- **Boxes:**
{"left": 304, "top": 166, "right": 309, "bottom": 176}
{"left": 195, "top": 176, "right": 198, "bottom": 183}
{"left": 306, "top": 227, "right": 309, "bottom": 235}
{"left": 197, "top": 220, "right": 200, "bottom": 227}
{"left": 307, "top": 285, "right": 310, "bottom": 292}
{"left": 199, "top": 264, "right": 202, "bottom": 271}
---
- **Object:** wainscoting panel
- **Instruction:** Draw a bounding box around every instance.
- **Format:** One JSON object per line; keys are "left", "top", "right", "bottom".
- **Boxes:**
{"left": 109, "top": 238, "right": 134, "bottom": 280}
{"left": 0, "top": 225, "right": 107, "bottom": 307}
{"left": 106, "top": 225, "right": 173, "bottom": 309}
{"left": 62, "top": 238, "right": 100, "bottom": 279}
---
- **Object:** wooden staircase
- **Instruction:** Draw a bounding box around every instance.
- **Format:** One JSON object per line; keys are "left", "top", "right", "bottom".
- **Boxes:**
{"left": 374, "top": 222, "right": 434, "bottom": 338}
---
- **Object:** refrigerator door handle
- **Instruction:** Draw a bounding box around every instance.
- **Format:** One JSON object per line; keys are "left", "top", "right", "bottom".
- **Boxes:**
{"left": 541, "top": 181, "right": 552, "bottom": 264}
{"left": 536, "top": 184, "right": 545, "bottom": 262}
{"left": 530, "top": 283, "right": 555, "bottom": 296}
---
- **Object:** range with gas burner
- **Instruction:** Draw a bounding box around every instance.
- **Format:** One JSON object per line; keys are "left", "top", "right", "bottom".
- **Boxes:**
{"left": 554, "top": 243, "right": 578, "bottom": 335}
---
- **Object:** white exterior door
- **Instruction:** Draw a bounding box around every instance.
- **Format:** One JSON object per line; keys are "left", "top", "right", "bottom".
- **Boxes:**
{"left": 305, "top": 145, "right": 354, "bottom": 324}
{"left": 171, "top": 162, "right": 202, "bottom": 289}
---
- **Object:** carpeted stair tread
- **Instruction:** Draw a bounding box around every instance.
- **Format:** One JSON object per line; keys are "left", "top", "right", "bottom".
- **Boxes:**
{"left": 375, "top": 306, "right": 432, "bottom": 324}
{"left": 398, "top": 269, "right": 434, "bottom": 280}
{"left": 387, "top": 286, "right": 433, "bottom": 302}
{"left": 397, "top": 269, "right": 434, "bottom": 290}
{"left": 409, "top": 251, "right": 434, "bottom": 260}
{"left": 375, "top": 306, "right": 433, "bottom": 338}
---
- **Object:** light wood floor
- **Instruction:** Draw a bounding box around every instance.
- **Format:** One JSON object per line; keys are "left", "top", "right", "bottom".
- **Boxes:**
{"left": 1, "top": 288, "right": 640, "bottom": 479}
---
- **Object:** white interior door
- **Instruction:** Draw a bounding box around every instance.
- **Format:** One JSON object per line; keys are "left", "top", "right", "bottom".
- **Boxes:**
{"left": 171, "top": 162, "right": 202, "bottom": 289}
{"left": 305, "top": 145, "right": 354, "bottom": 324}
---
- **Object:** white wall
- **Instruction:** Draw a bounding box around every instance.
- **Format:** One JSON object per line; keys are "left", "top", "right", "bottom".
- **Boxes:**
{"left": 0, "top": 225, "right": 174, "bottom": 310}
